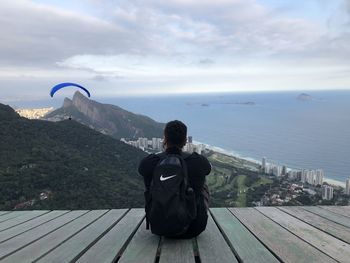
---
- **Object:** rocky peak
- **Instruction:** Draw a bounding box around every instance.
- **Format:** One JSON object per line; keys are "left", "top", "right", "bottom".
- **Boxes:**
{"left": 72, "top": 90, "right": 89, "bottom": 103}
{"left": 63, "top": 97, "right": 73, "bottom": 108}
{"left": 69, "top": 91, "right": 103, "bottom": 124}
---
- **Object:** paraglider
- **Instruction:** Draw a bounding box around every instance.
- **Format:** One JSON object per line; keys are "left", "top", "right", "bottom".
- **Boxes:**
{"left": 50, "top": 82, "right": 91, "bottom": 98}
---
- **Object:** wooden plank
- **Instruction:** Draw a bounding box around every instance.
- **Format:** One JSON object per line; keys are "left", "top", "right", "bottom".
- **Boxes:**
{"left": 210, "top": 208, "right": 278, "bottom": 263}
{"left": 76, "top": 209, "right": 144, "bottom": 263}
{"left": 0, "top": 210, "right": 49, "bottom": 231}
{"left": 0, "top": 210, "right": 69, "bottom": 243}
{"left": 197, "top": 214, "right": 238, "bottom": 263}
{"left": 257, "top": 207, "right": 350, "bottom": 263}
{"left": 278, "top": 206, "right": 350, "bottom": 244}
{"left": 0, "top": 210, "right": 87, "bottom": 260}
{"left": 0, "top": 212, "right": 12, "bottom": 216}
{"left": 0, "top": 211, "right": 28, "bottom": 223}
{"left": 159, "top": 238, "right": 195, "bottom": 263}
{"left": 118, "top": 220, "right": 159, "bottom": 263}
{"left": 302, "top": 206, "right": 350, "bottom": 228}
{"left": 1, "top": 210, "right": 107, "bottom": 263}
{"left": 318, "top": 206, "right": 350, "bottom": 218}
{"left": 36, "top": 209, "right": 126, "bottom": 263}
{"left": 230, "top": 208, "right": 337, "bottom": 263}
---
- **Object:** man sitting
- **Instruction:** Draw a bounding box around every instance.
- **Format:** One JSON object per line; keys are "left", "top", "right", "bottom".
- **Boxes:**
{"left": 138, "top": 120, "right": 211, "bottom": 238}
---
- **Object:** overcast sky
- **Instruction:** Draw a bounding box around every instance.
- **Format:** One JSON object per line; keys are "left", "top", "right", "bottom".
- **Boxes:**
{"left": 1, "top": 0, "right": 350, "bottom": 101}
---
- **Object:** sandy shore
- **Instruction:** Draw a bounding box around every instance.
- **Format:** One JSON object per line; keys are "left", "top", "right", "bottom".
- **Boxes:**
{"left": 196, "top": 141, "right": 346, "bottom": 189}
{"left": 324, "top": 178, "right": 346, "bottom": 188}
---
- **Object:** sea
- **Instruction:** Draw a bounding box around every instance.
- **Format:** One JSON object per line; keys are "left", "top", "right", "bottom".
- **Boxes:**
{"left": 10, "top": 90, "right": 350, "bottom": 185}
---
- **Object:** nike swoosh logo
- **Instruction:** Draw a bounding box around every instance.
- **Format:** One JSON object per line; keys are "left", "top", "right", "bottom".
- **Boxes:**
{"left": 160, "top": 174, "right": 177, "bottom": 181}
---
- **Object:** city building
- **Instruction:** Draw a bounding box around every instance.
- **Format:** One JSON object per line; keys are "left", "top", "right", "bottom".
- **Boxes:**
{"left": 346, "top": 178, "right": 350, "bottom": 195}
{"left": 301, "top": 169, "right": 324, "bottom": 186}
{"left": 315, "top": 169, "right": 324, "bottom": 186}
{"left": 287, "top": 170, "right": 299, "bottom": 180}
{"left": 322, "top": 185, "right": 334, "bottom": 200}
{"left": 282, "top": 166, "right": 287, "bottom": 176}
{"left": 262, "top": 157, "right": 266, "bottom": 172}
{"left": 188, "top": 136, "right": 193, "bottom": 144}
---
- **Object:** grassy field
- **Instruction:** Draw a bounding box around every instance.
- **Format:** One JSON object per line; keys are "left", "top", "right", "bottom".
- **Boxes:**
{"left": 209, "top": 152, "right": 260, "bottom": 171}
{"left": 207, "top": 151, "right": 273, "bottom": 207}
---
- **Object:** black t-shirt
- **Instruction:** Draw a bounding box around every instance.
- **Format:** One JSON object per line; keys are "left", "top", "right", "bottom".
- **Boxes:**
{"left": 138, "top": 146, "right": 211, "bottom": 238}
{"left": 138, "top": 147, "right": 211, "bottom": 196}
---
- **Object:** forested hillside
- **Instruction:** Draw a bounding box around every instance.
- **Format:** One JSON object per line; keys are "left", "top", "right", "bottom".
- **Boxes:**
{"left": 0, "top": 103, "right": 146, "bottom": 210}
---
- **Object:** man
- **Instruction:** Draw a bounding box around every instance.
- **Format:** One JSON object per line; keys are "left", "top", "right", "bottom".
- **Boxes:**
{"left": 138, "top": 120, "right": 211, "bottom": 238}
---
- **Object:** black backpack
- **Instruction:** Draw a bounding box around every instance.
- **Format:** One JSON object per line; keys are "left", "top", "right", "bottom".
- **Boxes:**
{"left": 144, "top": 153, "right": 197, "bottom": 237}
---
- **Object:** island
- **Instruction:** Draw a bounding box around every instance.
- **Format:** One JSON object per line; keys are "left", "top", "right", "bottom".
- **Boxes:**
{"left": 297, "top": 93, "right": 312, "bottom": 101}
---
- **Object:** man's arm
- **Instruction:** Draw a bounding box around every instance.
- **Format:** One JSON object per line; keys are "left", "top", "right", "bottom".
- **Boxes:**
{"left": 138, "top": 154, "right": 158, "bottom": 189}
{"left": 199, "top": 154, "right": 211, "bottom": 176}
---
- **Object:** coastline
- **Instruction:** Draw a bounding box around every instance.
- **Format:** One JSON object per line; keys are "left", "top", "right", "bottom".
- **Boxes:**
{"left": 194, "top": 141, "right": 346, "bottom": 189}
{"left": 323, "top": 178, "right": 346, "bottom": 188}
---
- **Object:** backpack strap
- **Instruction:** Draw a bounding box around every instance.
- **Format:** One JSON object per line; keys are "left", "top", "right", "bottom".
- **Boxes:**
{"left": 178, "top": 154, "right": 190, "bottom": 189}
{"left": 146, "top": 217, "right": 150, "bottom": 230}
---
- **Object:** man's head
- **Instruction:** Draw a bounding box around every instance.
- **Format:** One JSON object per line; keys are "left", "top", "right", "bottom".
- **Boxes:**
{"left": 164, "top": 120, "right": 187, "bottom": 149}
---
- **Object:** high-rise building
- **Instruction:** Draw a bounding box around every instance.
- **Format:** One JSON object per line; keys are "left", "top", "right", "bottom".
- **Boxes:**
{"left": 152, "top": 138, "right": 157, "bottom": 149}
{"left": 157, "top": 138, "right": 163, "bottom": 151}
{"left": 300, "top": 169, "right": 324, "bottom": 186}
{"left": 315, "top": 169, "right": 324, "bottom": 186}
{"left": 262, "top": 157, "right": 266, "bottom": 172}
{"left": 301, "top": 170, "right": 307, "bottom": 183}
{"left": 188, "top": 136, "right": 193, "bottom": 143}
{"left": 288, "top": 170, "right": 299, "bottom": 180}
{"left": 346, "top": 178, "right": 350, "bottom": 195}
{"left": 322, "top": 185, "right": 334, "bottom": 200}
{"left": 272, "top": 165, "right": 283, "bottom": 177}
{"left": 194, "top": 144, "right": 205, "bottom": 154}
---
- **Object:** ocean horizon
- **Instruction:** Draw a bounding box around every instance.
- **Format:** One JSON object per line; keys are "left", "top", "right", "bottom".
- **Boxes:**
{"left": 7, "top": 90, "right": 350, "bottom": 185}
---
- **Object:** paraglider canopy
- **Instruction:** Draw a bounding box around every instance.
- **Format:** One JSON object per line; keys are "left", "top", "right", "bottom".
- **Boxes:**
{"left": 50, "top": 82, "right": 91, "bottom": 98}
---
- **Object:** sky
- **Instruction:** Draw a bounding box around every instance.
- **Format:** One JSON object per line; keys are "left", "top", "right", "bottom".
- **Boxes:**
{"left": 0, "top": 0, "right": 350, "bottom": 101}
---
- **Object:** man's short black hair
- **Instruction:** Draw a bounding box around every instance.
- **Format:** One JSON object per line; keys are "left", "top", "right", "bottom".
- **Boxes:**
{"left": 164, "top": 120, "right": 187, "bottom": 148}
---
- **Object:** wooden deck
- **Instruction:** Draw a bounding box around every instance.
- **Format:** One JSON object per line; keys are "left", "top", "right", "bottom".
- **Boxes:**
{"left": 0, "top": 206, "right": 349, "bottom": 263}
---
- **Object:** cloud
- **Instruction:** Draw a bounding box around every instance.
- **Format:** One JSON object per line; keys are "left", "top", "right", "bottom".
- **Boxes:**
{"left": 0, "top": 0, "right": 154, "bottom": 67}
{"left": 0, "top": 0, "right": 350, "bottom": 97}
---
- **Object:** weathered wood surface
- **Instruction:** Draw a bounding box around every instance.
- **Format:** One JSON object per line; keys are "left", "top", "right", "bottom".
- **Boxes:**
{"left": 37, "top": 209, "right": 124, "bottom": 263}
{"left": 0, "top": 210, "right": 49, "bottom": 231}
{"left": 76, "top": 209, "right": 144, "bottom": 263}
{"left": 211, "top": 208, "right": 278, "bottom": 263}
{"left": 197, "top": 214, "right": 238, "bottom": 263}
{"left": 0, "top": 206, "right": 348, "bottom": 263}
{"left": 0, "top": 211, "right": 12, "bottom": 216}
{"left": 302, "top": 206, "right": 350, "bottom": 228}
{"left": 257, "top": 207, "right": 350, "bottom": 263}
{"left": 0, "top": 210, "right": 69, "bottom": 243}
{"left": 118, "top": 219, "right": 159, "bottom": 263}
{"left": 230, "top": 208, "right": 337, "bottom": 263}
{"left": 278, "top": 206, "right": 350, "bottom": 244}
{"left": 319, "top": 205, "right": 350, "bottom": 218}
{"left": 0, "top": 211, "right": 28, "bottom": 224}
{"left": 159, "top": 238, "right": 195, "bottom": 263}
{"left": 1, "top": 210, "right": 106, "bottom": 263}
{"left": 0, "top": 210, "right": 87, "bottom": 260}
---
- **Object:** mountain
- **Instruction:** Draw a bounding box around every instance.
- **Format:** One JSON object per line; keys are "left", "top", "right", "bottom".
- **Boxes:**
{"left": 0, "top": 103, "right": 147, "bottom": 210}
{"left": 44, "top": 91, "right": 164, "bottom": 139}
{"left": 0, "top": 104, "right": 20, "bottom": 120}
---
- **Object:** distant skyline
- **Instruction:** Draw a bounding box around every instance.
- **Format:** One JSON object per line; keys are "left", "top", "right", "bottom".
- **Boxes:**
{"left": 1, "top": 0, "right": 350, "bottom": 102}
